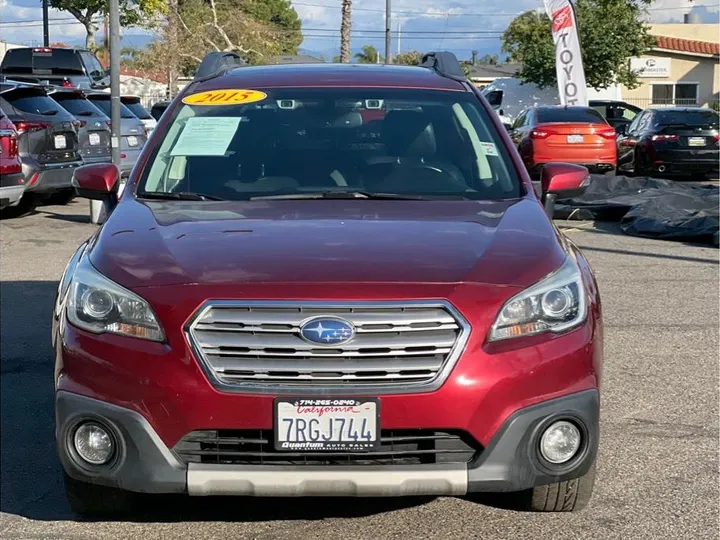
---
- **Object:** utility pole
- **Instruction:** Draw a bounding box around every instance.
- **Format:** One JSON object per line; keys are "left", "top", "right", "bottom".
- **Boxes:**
{"left": 397, "top": 19, "right": 401, "bottom": 58}
{"left": 42, "top": 0, "right": 49, "bottom": 46}
{"left": 109, "top": 0, "right": 121, "bottom": 169}
{"left": 385, "top": 0, "right": 392, "bottom": 64}
{"left": 167, "top": 0, "right": 178, "bottom": 99}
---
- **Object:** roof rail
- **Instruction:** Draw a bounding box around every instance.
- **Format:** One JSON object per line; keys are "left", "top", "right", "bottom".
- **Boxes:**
{"left": 193, "top": 51, "right": 246, "bottom": 82}
{"left": 419, "top": 52, "right": 466, "bottom": 82}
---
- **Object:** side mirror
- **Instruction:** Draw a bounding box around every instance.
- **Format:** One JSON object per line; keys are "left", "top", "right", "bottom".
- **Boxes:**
{"left": 72, "top": 163, "right": 120, "bottom": 212}
{"left": 540, "top": 163, "right": 590, "bottom": 218}
{"left": 485, "top": 90, "right": 503, "bottom": 108}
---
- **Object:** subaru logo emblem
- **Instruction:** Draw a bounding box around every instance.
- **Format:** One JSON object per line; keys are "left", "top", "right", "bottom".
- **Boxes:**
{"left": 299, "top": 317, "right": 355, "bottom": 346}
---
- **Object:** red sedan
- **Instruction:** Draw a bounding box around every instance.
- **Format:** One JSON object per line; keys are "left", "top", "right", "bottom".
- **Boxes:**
{"left": 511, "top": 105, "right": 618, "bottom": 177}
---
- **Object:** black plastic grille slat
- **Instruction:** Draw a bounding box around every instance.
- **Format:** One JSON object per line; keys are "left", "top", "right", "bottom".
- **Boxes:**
{"left": 174, "top": 429, "right": 481, "bottom": 466}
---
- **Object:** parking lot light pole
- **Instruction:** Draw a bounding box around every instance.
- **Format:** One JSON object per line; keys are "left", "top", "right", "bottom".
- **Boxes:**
{"left": 109, "top": 0, "right": 122, "bottom": 169}
{"left": 42, "top": 0, "right": 49, "bottom": 46}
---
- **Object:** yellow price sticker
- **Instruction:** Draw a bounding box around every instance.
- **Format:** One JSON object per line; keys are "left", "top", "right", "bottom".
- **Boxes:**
{"left": 182, "top": 89, "right": 267, "bottom": 106}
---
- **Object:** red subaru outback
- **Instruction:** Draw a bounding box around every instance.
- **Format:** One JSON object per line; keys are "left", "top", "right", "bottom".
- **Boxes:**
{"left": 53, "top": 53, "right": 602, "bottom": 516}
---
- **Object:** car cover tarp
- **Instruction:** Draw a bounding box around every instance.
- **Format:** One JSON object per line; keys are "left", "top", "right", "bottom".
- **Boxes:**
{"left": 554, "top": 175, "right": 719, "bottom": 246}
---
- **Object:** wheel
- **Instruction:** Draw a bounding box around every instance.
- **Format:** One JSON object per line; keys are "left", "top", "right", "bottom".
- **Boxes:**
{"left": 63, "top": 471, "right": 137, "bottom": 517}
{"left": 47, "top": 189, "right": 76, "bottom": 205}
{"left": 523, "top": 463, "right": 596, "bottom": 512}
{"left": 633, "top": 150, "right": 648, "bottom": 177}
{"left": 0, "top": 195, "right": 36, "bottom": 219}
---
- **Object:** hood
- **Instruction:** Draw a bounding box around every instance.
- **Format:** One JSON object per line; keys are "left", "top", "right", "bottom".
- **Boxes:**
{"left": 89, "top": 197, "right": 566, "bottom": 290}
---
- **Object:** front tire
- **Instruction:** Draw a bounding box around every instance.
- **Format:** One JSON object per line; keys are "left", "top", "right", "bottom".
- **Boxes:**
{"left": 525, "top": 463, "right": 596, "bottom": 512}
{"left": 63, "top": 472, "right": 137, "bottom": 517}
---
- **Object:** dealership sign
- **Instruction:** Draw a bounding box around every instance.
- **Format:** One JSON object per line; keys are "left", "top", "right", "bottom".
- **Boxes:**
{"left": 630, "top": 57, "right": 671, "bottom": 78}
{"left": 544, "top": 0, "right": 588, "bottom": 106}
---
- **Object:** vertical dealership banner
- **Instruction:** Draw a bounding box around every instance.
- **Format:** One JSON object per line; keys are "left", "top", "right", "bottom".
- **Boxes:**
{"left": 543, "top": 0, "right": 588, "bottom": 106}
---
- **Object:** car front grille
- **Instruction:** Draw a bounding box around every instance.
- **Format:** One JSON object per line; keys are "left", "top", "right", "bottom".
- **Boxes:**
{"left": 174, "top": 429, "right": 480, "bottom": 466}
{"left": 186, "top": 301, "right": 470, "bottom": 393}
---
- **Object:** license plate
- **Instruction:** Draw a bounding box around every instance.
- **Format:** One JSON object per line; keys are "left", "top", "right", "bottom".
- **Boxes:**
{"left": 54, "top": 134, "right": 66, "bottom": 149}
{"left": 567, "top": 134, "right": 584, "bottom": 144}
{"left": 688, "top": 137, "right": 706, "bottom": 147}
{"left": 275, "top": 398, "right": 379, "bottom": 451}
{"left": 126, "top": 135, "right": 138, "bottom": 147}
{"left": 88, "top": 132, "right": 101, "bottom": 146}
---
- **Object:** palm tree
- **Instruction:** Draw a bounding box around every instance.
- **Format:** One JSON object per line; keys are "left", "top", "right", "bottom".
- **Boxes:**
{"left": 340, "top": 0, "right": 351, "bottom": 63}
{"left": 355, "top": 45, "right": 382, "bottom": 64}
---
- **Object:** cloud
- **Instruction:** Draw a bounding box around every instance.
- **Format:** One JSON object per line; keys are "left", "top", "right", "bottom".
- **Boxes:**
{"left": 1, "top": 0, "right": 717, "bottom": 60}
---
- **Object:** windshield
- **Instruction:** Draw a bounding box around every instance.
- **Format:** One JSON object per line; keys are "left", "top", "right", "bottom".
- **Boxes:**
{"left": 88, "top": 97, "right": 136, "bottom": 119}
{"left": 655, "top": 109, "right": 719, "bottom": 127}
{"left": 3, "top": 89, "right": 62, "bottom": 115}
{"left": 53, "top": 94, "right": 105, "bottom": 117}
{"left": 123, "top": 101, "right": 153, "bottom": 119}
{"left": 538, "top": 107, "right": 606, "bottom": 124}
{"left": 138, "top": 87, "right": 521, "bottom": 201}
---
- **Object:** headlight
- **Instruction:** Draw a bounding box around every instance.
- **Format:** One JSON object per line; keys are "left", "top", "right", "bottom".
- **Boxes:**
{"left": 67, "top": 257, "right": 165, "bottom": 341}
{"left": 489, "top": 256, "right": 587, "bottom": 341}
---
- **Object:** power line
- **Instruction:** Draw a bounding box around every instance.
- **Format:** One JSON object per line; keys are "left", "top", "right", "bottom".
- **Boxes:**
{"left": 293, "top": 0, "right": 718, "bottom": 14}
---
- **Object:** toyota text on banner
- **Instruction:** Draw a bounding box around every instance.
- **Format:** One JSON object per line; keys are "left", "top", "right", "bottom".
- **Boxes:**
{"left": 544, "top": 0, "right": 588, "bottom": 106}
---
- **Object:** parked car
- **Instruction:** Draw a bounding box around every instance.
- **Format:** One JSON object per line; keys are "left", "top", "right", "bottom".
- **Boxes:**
{"left": 481, "top": 78, "right": 561, "bottom": 124}
{"left": 0, "top": 82, "right": 83, "bottom": 211}
{"left": 121, "top": 96, "right": 157, "bottom": 134}
{"left": 0, "top": 47, "right": 109, "bottom": 89}
{"left": 49, "top": 88, "right": 112, "bottom": 168}
{"left": 149, "top": 100, "right": 170, "bottom": 121}
{"left": 589, "top": 100, "right": 642, "bottom": 133}
{"left": 54, "top": 53, "right": 602, "bottom": 517}
{"left": 617, "top": 107, "right": 720, "bottom": 177}
{"left": 510, "top": 105, "right": 618, "bottom": 177}
{"left": 85, "top": 92, "right": 147, "bottom": 179}
{"left": 0, "top": 108, "right": 25, "bottom": 210}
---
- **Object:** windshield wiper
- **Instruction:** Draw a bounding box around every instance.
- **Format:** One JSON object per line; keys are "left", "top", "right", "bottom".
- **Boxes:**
{"left": 75, "top": 110, "right": 95, "bottom": 116}
{"left": 138, "top": 191, "right": 226, "bottom": 201}
{"left": 249, "top": 191, "right": 427, "bottom": 201}
{"left": 40, "top": 109, "right": 59, "bottom": 115}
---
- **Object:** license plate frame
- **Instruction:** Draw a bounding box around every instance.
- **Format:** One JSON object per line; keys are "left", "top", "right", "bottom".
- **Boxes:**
{"left": 688, "top": 137, "right": 706, "bottom": 147}
{"left": 274, "top": 398, "right": 380, "bottom": 452}
{"left": 88, "top": 132, "right": 101, "bottom": 146}
{"left": 54, "top": 134, "right": 67, "bottom": 149}
{"left": 126, "top": 135, "right": 138, "bottom": 147}
{"left": 567, "top": 134, "right": 584, "bottom": 144}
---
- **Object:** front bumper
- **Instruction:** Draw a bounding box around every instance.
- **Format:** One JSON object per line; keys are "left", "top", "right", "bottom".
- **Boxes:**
{"left": 56, "top": 389, "right": 599, "bottom": 496}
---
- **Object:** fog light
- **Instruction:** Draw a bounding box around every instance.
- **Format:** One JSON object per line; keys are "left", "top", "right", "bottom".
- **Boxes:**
{"left": 73, "top": 422, "right": 114, "bottom": 465}
{"left": 539, "top": 420, "right": 581, "bottom": 464}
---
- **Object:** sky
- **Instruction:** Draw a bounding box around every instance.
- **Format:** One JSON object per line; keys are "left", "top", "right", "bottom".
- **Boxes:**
{"left": 0, "top": 0, "right": 718, "bottom": 61}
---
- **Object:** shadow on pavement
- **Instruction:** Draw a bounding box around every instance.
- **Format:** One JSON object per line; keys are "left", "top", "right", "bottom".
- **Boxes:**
{"left": 0, "top": 280, "right": 434, "bottom": 522}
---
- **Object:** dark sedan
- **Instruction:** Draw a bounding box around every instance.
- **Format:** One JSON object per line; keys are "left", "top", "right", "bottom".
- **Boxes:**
{"left": 617, "top": 107, "right": 719, "bottom": 177}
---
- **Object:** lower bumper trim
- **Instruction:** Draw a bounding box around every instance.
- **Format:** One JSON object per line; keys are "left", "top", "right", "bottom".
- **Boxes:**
{"left": 187, "top": 463, "right": 468, "bottom": 497}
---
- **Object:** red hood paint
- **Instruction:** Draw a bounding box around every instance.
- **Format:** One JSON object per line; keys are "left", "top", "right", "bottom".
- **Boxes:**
{"left": 89, "top": 197, "right": 566, "bottom": 290}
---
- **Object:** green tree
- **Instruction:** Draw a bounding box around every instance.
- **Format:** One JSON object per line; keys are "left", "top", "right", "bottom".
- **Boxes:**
{"left": 354, "top": 45, "right": 382, "bottom": 64}
{"left": 49, "top": 0, "right": 166, "bottom": 49}
{"left": 477, "top": 53, "right": 499, "bottom": 65}
{"left": 394, "top": 50, "right": 422, "bottom": 66}
{"left": 241, "top": 0, "right": 302, "bottom": 55}
{"left": 173, "top": 0, "right": 301, "bottom": 68}
{"left": 340, "top": 0, "right": 352, "bottom": 63}
{"left": 502, "top": 0, "right": 656, "bottom": 90}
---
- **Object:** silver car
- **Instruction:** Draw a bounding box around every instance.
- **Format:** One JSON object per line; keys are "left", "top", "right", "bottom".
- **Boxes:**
{"left": 85, "top": 93, "right": 147, "bottom": 180}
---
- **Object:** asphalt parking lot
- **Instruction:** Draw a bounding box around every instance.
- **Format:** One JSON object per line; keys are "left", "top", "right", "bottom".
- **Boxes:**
{"left": 1, "top": 201, "right": 718, "bottom": 540}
